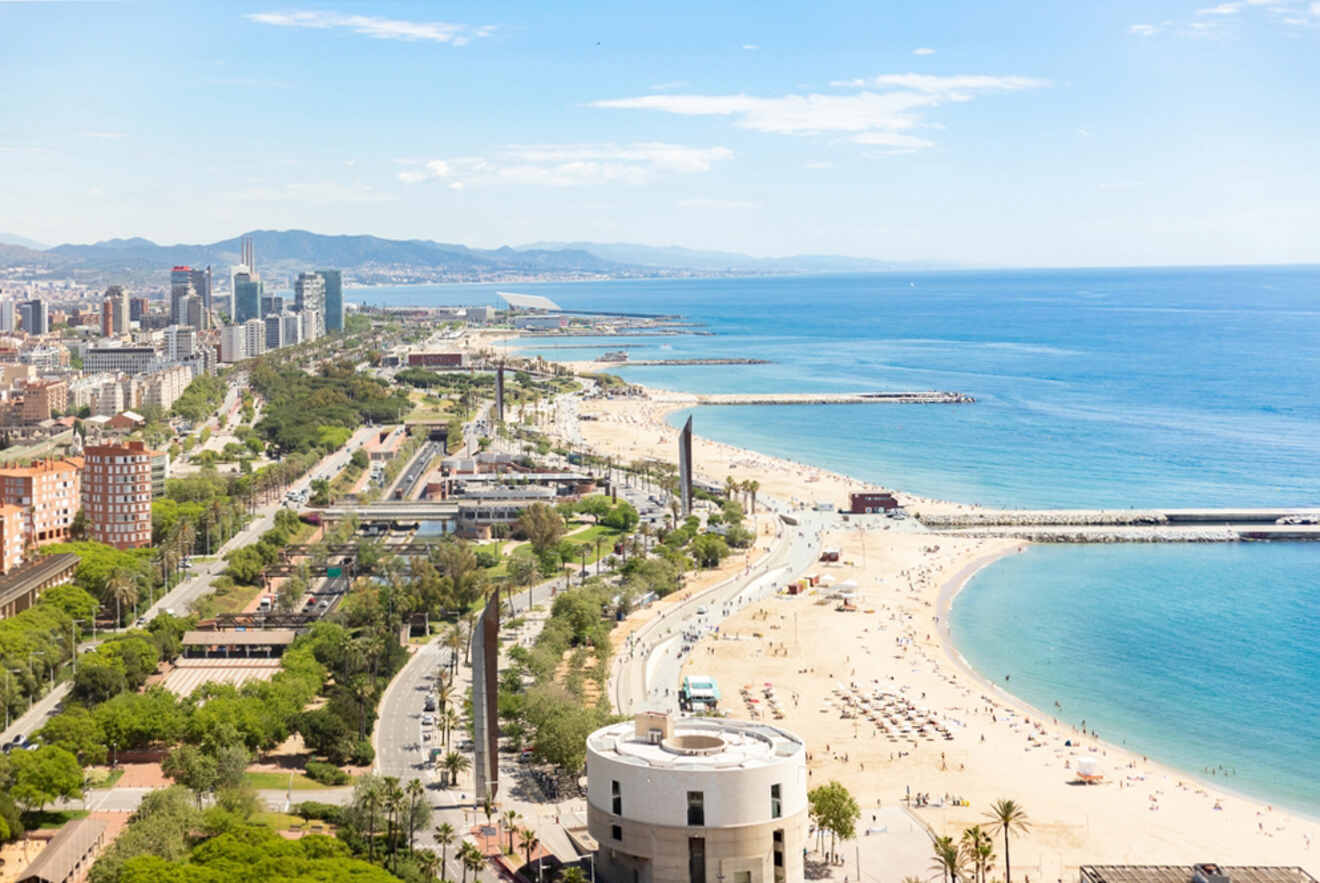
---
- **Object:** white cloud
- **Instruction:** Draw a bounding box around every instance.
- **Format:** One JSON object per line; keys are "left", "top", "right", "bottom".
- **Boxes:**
{"left": 742, "top": 43, "right": 759, "bottom": 50}
{"left": 851, "top": 132, "right": 936, "bottom": 150}
{"left": 243, "top": 11, "right": 492, "bottom": 45}
{"left": 592, "top": 74, "right": 1048, "bottom": 151}
{"left": 649, "top": 81, "right": 688, "bottom": 92}
{"left": 1128, "top": 23, "right": 1160, "bottom": 35}
{"left": 226, "top": 180, "right": 396, "bottom": 203}
{"left": 1196, "top": 1, "right": 1243, "bottom": 12}
{"left": 912, "top": 47, "right": 936, "bottom": 55}
{"left": 397, "top": 142, "right": 733, "bottom": 189}
{"left": 804, "top": 160, "right": 833, "bottom": 169}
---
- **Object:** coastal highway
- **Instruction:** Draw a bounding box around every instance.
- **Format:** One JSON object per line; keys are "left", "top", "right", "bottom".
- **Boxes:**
{"left": 613, "top": 505, "right": 830, "bottom": 716}
{"left": 141, "top": 424, "right": 381, "bottom": 621}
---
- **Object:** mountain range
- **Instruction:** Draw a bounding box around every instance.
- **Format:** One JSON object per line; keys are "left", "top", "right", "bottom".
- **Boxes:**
{"left": 0, "top": 229, "right": 949, "bottom": 282}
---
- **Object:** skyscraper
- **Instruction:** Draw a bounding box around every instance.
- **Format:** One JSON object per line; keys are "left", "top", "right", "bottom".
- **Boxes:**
{"left": 102, "top": 285, "right": 129, "bottom": 336}
{"left": 170, "top": 266, "right": 194, "bottom": 325}
{"left": 19, "top": 299, "right": 47, "bottom": 335}
{"left": 243, "top": 317, "right": 266, "bottom": 357}
{"left": 317, "top": 269, "right": 343, "bottom": 332}
{"left": 233, "top": 272, "right": 263, "bottom": 324}
{"left": 294, "top": 272, "right": 326, "bottom": 337}
{"left": 184, "top": 294, "right": 206, "bottom": 330}
{"left": 264, "top": 313, "right": 283, "bottom": 351}
{"left": 0, "top": 300, "right": 14, "bottom": 333}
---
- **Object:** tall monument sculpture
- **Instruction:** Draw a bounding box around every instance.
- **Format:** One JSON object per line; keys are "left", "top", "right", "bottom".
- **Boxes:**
{"left": 678, "top": 416, "right": 693, "bottom": 517}
{"left": 471, "top": 588, "right": 501, "bottom": 802}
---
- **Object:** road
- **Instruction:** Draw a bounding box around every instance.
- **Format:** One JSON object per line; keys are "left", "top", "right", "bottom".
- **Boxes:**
{"left": 141, "top": 424, "right": 380, "bottom": 621}
{"left": 612, "top": 504, "right": 828, "bottom": 717}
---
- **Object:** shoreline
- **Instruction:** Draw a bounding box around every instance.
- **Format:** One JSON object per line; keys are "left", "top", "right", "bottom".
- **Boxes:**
{"left": 480, "top": 331, "right": 1320, "bottom": 873}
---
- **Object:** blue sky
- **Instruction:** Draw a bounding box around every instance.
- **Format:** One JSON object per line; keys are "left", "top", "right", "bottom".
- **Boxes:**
{"left": 2, "top": 0, "right": 1318, "bottom": 266}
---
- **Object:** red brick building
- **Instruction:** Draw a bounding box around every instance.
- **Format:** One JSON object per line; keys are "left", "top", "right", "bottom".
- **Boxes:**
{"left": 82, "top": 441, "right": 156, "bottom": 548}
{"left": 407, "top": 352, "right": 464, "bottom": 367}
{"left": 848, "top": 491, "right": 900, "bottom": 514}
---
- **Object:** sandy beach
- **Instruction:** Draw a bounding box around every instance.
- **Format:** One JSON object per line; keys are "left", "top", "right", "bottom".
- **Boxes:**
{"left": 523, "top": 370, "right": 1320, "bottom": 878}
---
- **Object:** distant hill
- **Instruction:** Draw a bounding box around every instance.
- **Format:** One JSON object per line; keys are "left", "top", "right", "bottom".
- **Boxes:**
{"left": 0, "top": 233, "right": 50, "bottom": 250}
{"left": 44, "top": 230, "right": 627, "bottom": 278}
{"left": 4, "top": 228, "right": 950, "bottom": 284}
{"left": 516, "top": 241, "right": 953, "bottom": 273}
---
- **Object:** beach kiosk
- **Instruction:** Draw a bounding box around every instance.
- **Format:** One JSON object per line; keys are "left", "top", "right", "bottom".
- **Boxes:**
{"left": 1076, "top": 755, "right": 1104, "bottom": 784}
{"left": 679, "top": 675, "right": 720, "bottom": 712}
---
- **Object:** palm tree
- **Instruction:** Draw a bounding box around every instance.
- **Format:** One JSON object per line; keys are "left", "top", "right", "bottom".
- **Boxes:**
{"left": 960, "top": 825, "right": 995, "bottom": 883}
{"left": 518, "top": 826, "right": 540, "bottom": 869}
{"left": 442, "top": 750, "right": 470, "bottom": 786}
{"left": 746, "top": 479, "right": 760, "bottom": 514}
{"left": 384, "top": 777, "right": 405, "bottom": 869}
{"left": 107, "top": 567, "right": 138, "bottom": 627}
{"left": 433, "top": 822, "right": 456, "bottom": 880}
{"left": 442, "top": 707, "right": 462, "bottom": 748}
{"left": 459, "top": 841, "right": 484, "bottom": 883}
{"left": 362, "top": 777, "right": 383, "bottom": 863}
{"left": 985, "top": 798, "right": 1031, "bottom": 883}
{"left": 437, "top": 679, "right": 455, "bottom": 716}
{"left": 405, "top": 778, "right": 425, "bottom": 854}
{"left": 931, "top": 834, "right": 964, "bottom": 883}
{"left": 418, "top": 850, "right": 442, "bottom": 883}
{"left": 502, "top": 809, "right": 520, "bottom": 854}
{"left": 724, "top": 474, "right": 738, "bottom": 501}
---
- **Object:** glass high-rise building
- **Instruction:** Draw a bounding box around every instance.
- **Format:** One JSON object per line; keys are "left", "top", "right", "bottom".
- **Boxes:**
{"left": 317, "top": 269, "right": 343, "bottom": 332}
{"left": 233, "top": 274, "right": 263, "bottom": 324}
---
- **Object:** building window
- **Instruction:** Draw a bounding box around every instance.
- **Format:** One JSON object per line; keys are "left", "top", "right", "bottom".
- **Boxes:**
{"left": 687, "top": 791, "right": 704, "bottom": 826}
{"left": 612, "top": 780, "right": 622, "bottom": 815}
{"left": 611, "top": 824, "right": 622, "bottom": 842}
{"left": 771, "top": 783, "right": 782, "bottom": 819}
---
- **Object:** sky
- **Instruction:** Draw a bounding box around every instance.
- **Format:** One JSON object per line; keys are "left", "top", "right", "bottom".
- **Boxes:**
{"left": 2, "top": 0, "right": 1319, "bottom": 267}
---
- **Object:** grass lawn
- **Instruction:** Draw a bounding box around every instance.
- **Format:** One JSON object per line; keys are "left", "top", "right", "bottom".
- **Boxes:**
{"left": 196, "top": 581, "right": 263, "bottom": 617}
{"left": 253, "top": 811, "right": 306, "bottom": 830}
{"left": 242, "top": 770, "right": 336, "bottom": 791}
{"left": 87, "top": 767, "right": 124, "bottom": 789}
{"left": 23, "top": 809, "right": 89, "bottom": 830}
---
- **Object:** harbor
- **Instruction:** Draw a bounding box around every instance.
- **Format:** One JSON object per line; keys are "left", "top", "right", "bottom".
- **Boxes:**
{"left": 649, "top": 390, "right": 975, "bottom": 404}
{"left": 915, "top": 507, "right": 1320, "bottom": 542}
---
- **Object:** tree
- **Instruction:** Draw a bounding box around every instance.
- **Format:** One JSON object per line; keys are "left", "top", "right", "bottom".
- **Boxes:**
{"left": 277, "top": 574, "right": 308, "bottom": 613}
{"left": 419, "top": 850, "right": 442, "bottom": 883}
{"left": 931, "top": 835, "right": 965, "bottom": 883}
{"left": 560, "top": 867, "right": 588, "bottom": 883}
{"left": 405, "top": 778, "right": 426, "bottom": 855}
{"left": 431, "top": 540, "right": 485, "bottom": 611}
{"left": 161, "top": 745, "right": 218, "bottom": 807}
{"left": 442, "top": 750, "right": 470, "bottom": 786}
{"left": 433, "top": 822, "right": 456, "bottom": 880}
{"left": 518, "top": 826, "right": 540, "bottom": 869}
{"left": 985, "top": 799, "right": 1031, "bottom": 883}
{"left": 689, "top": 533, "right": 729, "bottom": 568}
{"left": 9, "top": 745, "right": 83, "bottom": 811}
{"left": 460, "top": 840, "right": 485, "bottom": 883}
{"left": 517, "top": 503, "right": 565, "bottom": 555}
{"left": 503, "top": 809, "right": 520, "bottom": 854}
{"left": 807, "top": 780, "right": 860, "bottom": 860}
{"left": 36, "top": 705, "right": 108, "bottom": 765}
{"left": 961, "top": 825, "right": 996, "bottom": 883}
{"left": 108, "top": 566, "right": 140, "bottom": 626}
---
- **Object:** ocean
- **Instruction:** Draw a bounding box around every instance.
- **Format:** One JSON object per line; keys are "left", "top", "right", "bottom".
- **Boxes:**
{"left": 353, "top": 266, "right": 1320, "bottom": 814}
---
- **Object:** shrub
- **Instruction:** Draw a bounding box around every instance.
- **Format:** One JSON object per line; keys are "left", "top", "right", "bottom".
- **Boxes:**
{"left": 296, "top": 801, "right": 344, "bottom": 824}
{"left": 304, "top": 761, "right": 350, "bottom": 786}
{"left": 350, "top": 739, "right": 374, "bottom": 766}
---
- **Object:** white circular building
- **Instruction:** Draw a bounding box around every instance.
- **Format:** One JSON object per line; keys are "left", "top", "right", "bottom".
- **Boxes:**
{"left": 586, "top": 712, "right": 808, "bottom": 883}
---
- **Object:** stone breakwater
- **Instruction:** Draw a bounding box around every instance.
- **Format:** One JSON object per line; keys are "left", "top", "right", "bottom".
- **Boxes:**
{"left": 931, "top": 525, "right": 1239, "bottom": 543}
{"left": 648, "top": 390, "right": 974, "bottom": 405}
{"left": 918, "top": 509, "right": 1169, "bottom": 528}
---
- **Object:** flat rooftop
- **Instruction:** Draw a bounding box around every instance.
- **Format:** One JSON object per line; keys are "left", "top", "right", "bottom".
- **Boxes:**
{"left": 182, "top": 629, "right": 297, "bottom": 646}
{"left": 1080, "top": 867, "right": 1319, "bottom": 883}
{"left": 588, "top": 718, "right": 803, "bottom": 772}
{"left": 498, "top": 291, "right": 561, "bottom": 311}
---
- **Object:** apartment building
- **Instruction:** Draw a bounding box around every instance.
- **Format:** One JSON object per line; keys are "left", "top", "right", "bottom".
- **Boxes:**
{"left": 20, "top": 379, "right": 67, "bottom": 423}
{"left": 82, "top": 441, "right": 155, "bottom": 549}
{"left": 0, "top": 457, "right": 81, "bottom": 546}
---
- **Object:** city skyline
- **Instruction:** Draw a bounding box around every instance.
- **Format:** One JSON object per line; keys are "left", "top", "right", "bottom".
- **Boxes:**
{"left": 3, "top": 1, "right": 1319, "bottom": 267}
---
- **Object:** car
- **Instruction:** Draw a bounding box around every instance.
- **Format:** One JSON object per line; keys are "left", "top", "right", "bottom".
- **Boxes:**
{"left": 423, "top": 696, "right": 436, "bottom": 712}
{"left": 422, "top": 731, "right": 432, "bottom": 742}
{"left": 421, "top": 714, "right": 434, "bottom": 725}
{"left": 458, "top": 740, "right": 474, "bottom": 752}
{"left": 696, "top": 605, "right": 709, "bottom": 616}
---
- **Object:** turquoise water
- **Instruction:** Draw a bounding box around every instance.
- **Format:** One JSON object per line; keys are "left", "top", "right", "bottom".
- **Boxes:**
{"left": 951, "top": 544, "right": 1320, "bottom": 816}
{"left": 355, "top": 268, "right": 1320, "bottom": 811}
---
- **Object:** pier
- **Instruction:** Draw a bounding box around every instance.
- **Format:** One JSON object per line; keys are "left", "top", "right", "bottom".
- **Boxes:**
{"left": 651, "top": 390, "right": 974, "bottom": 405}
{"left": 916, "top": 507, "right": 1320, "bottom": 542}
{"left": 609, "top": 358, "right": 772, "bottom": 367}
